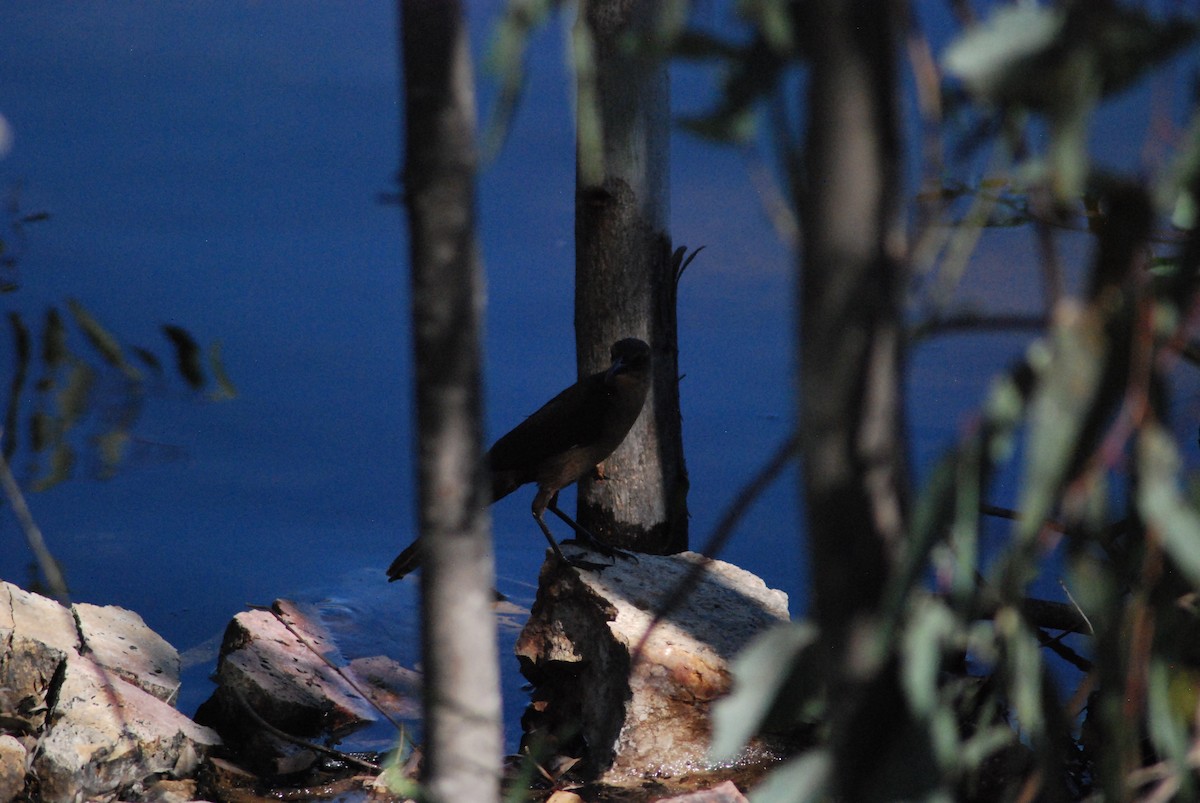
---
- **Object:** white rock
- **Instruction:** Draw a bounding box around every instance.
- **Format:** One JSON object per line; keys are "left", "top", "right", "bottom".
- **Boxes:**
{"left": 33, "top": 657, "right": 220, "bottom": 803}
{"left": 516, "top": 548, "right": 789, "bottom": 781}
{"left": 75, "top": 601, "right": 181, "bottom": 704}
{"left": 0, "top": 733, "right": 27, "bottom": 801}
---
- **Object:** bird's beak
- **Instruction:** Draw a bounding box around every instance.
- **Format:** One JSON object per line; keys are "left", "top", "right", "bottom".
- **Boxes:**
{"left": 605, "top": 357, "right": 626, "bottom": 384}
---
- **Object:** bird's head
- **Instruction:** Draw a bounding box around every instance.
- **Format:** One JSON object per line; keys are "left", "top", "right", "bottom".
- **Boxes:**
{"left": 605, "top": 338, "right": 651, "bottom": 385}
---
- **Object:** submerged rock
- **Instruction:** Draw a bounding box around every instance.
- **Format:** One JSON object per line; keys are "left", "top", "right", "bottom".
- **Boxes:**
{"left": 516, "top": 547, "right": 790, "bottom": 782}
{"left": 195, "top": 599, "right": 388, "bottom": 774}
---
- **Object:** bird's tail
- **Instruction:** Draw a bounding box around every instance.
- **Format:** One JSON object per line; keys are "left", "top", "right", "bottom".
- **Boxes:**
{"left": 386, "top": 539, "right": 421, "bottom": 582}
{"left": 388, "top": 472, "right": 517, "bottom": 581}
{"left": 491, "top": 469, "right": 523, "bottom": 504}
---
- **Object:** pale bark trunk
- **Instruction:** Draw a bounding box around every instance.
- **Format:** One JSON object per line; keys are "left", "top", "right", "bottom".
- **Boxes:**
{"left": 574, "top": 0, "right": 688, "bottom": 554}
{"left": 400, "top": 2, "right": 501, "bottom": 801}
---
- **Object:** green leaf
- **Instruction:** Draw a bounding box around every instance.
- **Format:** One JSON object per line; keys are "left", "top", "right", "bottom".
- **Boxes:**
{"left": 738, "top": 0, "right": 797, "bottom": 56}
{"left": 942, "top": 6, "right": 1065, "bottom": 102}
{"left": 31, "top": 441, "right": 74, "bottom": 492}
{"left": 207, "top": 341, "right": 237, "bottom": 401}
{"left": 749, "top": 748, "right": 830, "bottom": 803}
{"left": 902, "top": 597, "right": 958, "bottom": 717}
{"left": 710, "top": 621, "right": 818, "bottom": 762}
{"left": 57, "top": 362, "right": 94, "bottom": 424}
{"left": 572, "top": 17, "right": 603, "bottom": 186}
{"left": 376, "top": 742, "right": 420, "bottom": 799}
{"left": 95, "top": 429, "right": 130, "bottom": 479}
{"left": 1017, "top": 311, "right": 1105, "bottom": 545}
{"left": 481, "top": 0, "right": 556, "bottom": 160}
{"left": 678, "top": 108, "right": 758, "bottom": 144}
{"left": 996, "top": 607, "right": 1043, "bottom": 739}
{"left": 1147, "top": 658, "right": 1194, "bottom": 797}
{"left": 67, "top": 298, "right": 141, "bottom": 382}
{"left": 1137, "top": 424, "right": 1200, "bottom": 590}
{"left": 1171, "top": 190, "right": 1196, "bottom": 231}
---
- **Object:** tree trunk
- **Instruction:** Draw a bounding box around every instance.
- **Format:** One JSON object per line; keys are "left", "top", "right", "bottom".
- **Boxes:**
{"left": 799, "top": 0, "right": 908, "bottom": 798}
{"left": 574, "top": 0, "right": 688, "bottom": 554}
{"left": 400, "top": 2, "right": 501, "bottom": 801}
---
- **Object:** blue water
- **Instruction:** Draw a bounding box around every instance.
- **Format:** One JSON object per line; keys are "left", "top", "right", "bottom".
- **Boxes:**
{"left": 1, "top": 1, "right": 1196, "bottom": 754}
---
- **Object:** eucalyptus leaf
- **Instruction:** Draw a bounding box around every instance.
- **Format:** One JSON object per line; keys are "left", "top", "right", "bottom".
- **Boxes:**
{"left": 31, "top": 441, "right": 74, "bottom": 492}
{"left": 1137, "top": 424, "right": 1200, "bottom": 590}
{"left": 1017, "top": 309, "right": 1105, "bottom": 545}
{"left": 208, "top": 341, "right": 238, "bottom": 400}
{"left": 42, "top": 308, "right": 67, "bottom": 367}
{"left": 1147, "top": 657, "right": 1193, "bottom": 797}
{"left": 162, "top": 324, "right": 204, "bottom": 389}
{"left": 749, "top": 748, "right": 830, "bottom": 803}
{"left": 996, "top": 608, "right": 1043, "bottom": 739}
{"left": 902, "top": 596, "right": 958, "bottom": 718}
{"left": 67, "top": 298, "right": 141, "bottom": 382}
{"left": 710, "top": 621, "right": 818, "bottom": 762}
{"left": 942, "top": 6, "right": 1065, "bottom": 103}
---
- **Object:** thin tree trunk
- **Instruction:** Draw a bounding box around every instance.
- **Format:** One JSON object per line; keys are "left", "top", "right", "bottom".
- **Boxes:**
{"left": 400, "top": 2, "right": 501, "bottom": 801}
{"left": 574, "top": 0, "right": 688, "bottom": 554}
{"left": 799, "top": 0, "right": 908, "bottom": 798}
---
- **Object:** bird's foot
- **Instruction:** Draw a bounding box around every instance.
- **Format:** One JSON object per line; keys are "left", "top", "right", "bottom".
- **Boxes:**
{"left": 562, "top": 532, "right": 639, "bottom": 565}
{"left": 562, "top": 553, "right": 613, "bottom": 573}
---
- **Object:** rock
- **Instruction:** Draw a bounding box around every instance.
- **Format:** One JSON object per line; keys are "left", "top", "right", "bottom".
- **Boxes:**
{"left": 139, "top": 777, "right": 202, "bottom": 803}
{"left": 343, "top": 654, "right": 421, "bottom": 719}
{"left": 516, "top": 548, "right": 789, "bottom": 781}
{"left": 33, "top": 647, "right": 221, "bottom": 802}
{"left": 0, "top": 734, "right": 27, "bottom": 801}
{"left": 652, "top": 780, "right": 750, "bottom": 802}
{"left": 0, "top": 581, "right": 219, "bottom": 802}
{"left": 0, "top": 582, "right": 80, "bottom": 733}
{"left": 195, "top": 600, "right": 379, "bottom": 773}
{"left": 75, "top": 601, "right": 181, "bottom": 704}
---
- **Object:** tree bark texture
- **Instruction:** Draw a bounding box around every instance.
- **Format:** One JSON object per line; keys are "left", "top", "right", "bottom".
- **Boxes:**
{"left": 799, "top": 1, "right": 909, "bottom": 798}
{"left": 574, "top": 0, "right": 688, "bottom": 554}
{"left": 800, "top": 0, "right": 907, "bottom": 642}
{"left": 400, "top": 2, "right": 501, "bottom": 801}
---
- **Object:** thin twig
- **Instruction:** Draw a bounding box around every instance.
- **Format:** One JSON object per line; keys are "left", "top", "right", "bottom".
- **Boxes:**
{"left": 0, "top": 426, "right": 68, "bottom": 603}
{"left": 1058, "top": 579, "right": 1094, "bottom": 636}
{"left": 631, "top": 432, "right": 801, "bottom": 664}
{"left": 227, "top": 684, "right": 380, "bottom": 772}
{"left": 271, "top": 602, "right": 411, "bottom": 736}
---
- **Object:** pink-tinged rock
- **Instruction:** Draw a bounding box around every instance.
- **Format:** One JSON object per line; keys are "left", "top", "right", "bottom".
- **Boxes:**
{"left": 74, "top": 601, "right": 181, "bottom": 704}
{"left": 195, "top": 600, "right": 379, "bottom": 772}
{"left": 33, "top": 657, "right": 220, "bottom": 802}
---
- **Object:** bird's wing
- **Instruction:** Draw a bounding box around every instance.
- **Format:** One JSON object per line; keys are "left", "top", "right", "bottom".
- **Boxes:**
{"left": 487, "top": 372, "right": 608, "bottom": 473}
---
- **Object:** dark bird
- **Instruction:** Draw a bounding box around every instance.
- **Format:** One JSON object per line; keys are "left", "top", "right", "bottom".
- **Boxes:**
{"left": 387, "top": 337, "right": 652, "bottom": 581}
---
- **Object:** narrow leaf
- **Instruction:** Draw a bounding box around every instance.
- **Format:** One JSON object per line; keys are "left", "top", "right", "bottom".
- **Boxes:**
{"left": 1137, "top": 424, "right": 1200, "bottom": 589}
{"left": 207, "top": 341, "right": 238, "bottom": 400}
{"left": 31, "top": 442, "right": 74, "bottom": 492}
{"left": 710, "top": 622, "right": 818, "bottom": 762}
{"left": 749, "top": 749, "right": 830, "bottom": 803}
{"left": 161, "top": 324, "right": 205, "bottom": 389}
{"left": 42, "top": 308, "right": 67, "bottom": 367}
{"left": 67, "top": 298, "right": 141, "bottom": 381}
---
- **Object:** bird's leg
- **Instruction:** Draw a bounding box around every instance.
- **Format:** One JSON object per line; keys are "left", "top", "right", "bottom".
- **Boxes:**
{"left": 532, "top": 489, "right": 609, "bottom": 572}
{"left": 546, "top": 493, "right": 637, "bottom": 564}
